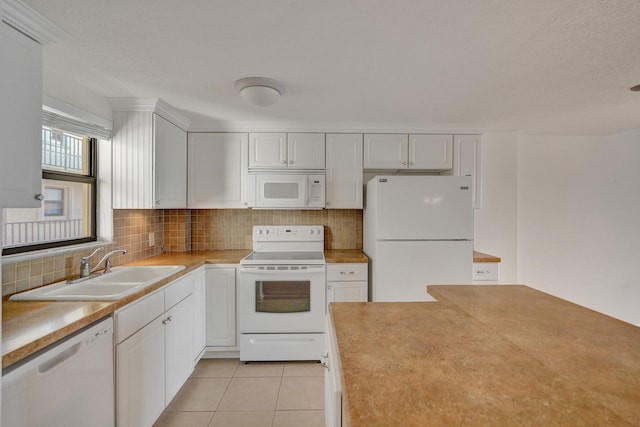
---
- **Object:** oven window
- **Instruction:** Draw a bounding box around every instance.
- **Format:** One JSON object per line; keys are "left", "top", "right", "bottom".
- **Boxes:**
{"left": 255, "top": 280, "right": 311, "bottom": 313}
{"left": 264, "top": 182, "right": 298, "bottom": 199}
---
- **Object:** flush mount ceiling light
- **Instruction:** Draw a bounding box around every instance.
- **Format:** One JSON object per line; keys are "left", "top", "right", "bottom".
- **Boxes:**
{"left": 235, "top": 77, "right": 284, "bottom": 107}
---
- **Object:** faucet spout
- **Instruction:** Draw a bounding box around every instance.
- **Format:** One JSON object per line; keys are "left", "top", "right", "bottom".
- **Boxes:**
{"left": 91, "top": 249, "right": 128, "bottom": 274}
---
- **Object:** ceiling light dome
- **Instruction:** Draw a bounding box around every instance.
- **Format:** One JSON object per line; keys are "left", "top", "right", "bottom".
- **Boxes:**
{"left": 235, "top": 77, "right": 285, "bottom": 107}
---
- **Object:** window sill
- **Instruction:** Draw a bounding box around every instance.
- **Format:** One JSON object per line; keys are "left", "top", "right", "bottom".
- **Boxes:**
{"left": 1, "top": 240, "right": 112, "bottom": 264}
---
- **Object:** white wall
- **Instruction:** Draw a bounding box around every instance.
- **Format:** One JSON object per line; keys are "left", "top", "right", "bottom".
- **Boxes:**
{"left": 474, "top": 132, "right": 519, "bottom": 283}
{"left": 517, "top": 130, "right": 640, "bottom": 326}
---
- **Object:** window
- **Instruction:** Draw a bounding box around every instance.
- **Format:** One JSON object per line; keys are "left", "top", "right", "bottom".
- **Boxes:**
{"left": 43, "top": 187, "right": 65, "bottom": 217}
{"left": 2, "top": 127, "right": 97, "bottom": 254}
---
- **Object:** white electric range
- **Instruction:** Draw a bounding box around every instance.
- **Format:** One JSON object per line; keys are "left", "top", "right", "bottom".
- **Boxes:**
{"left": 239, "top": 225, "right": 326, "bottom": 361}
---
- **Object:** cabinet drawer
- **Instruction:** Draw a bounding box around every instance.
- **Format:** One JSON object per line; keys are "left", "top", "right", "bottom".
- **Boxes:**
{"left": 472, "top": 263, "right": 499, "bottom": 281}
{"left": 165, "top": 274, "right": 194, "bottom": 309}
{"left": 115, "top": 290, "right": 165, "bottom": 344}
{"left": 327, "top": 263, "right": 367, "bottom": 281}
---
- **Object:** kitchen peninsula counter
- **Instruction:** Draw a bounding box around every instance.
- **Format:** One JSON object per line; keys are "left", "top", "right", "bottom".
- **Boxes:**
{"left": 329, "top": 285, "right": 640, "bottom": 427}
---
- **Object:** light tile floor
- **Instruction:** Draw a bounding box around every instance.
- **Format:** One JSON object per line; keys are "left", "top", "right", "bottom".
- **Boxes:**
{"left": 154, "top": 359, "right": 325, "bottom": 427}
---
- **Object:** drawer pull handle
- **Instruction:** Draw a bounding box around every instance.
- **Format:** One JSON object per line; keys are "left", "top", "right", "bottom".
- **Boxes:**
{"left": 340, "top": 271, "right": 355, "bottom": 275}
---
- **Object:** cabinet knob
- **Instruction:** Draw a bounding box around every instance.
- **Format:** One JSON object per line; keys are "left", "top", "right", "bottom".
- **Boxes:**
{"left": 409, "top": 161, "right": 415, "bottom": 165}
{"left": 402, "top": 161, "right": 408, "bottom": 165}
{"left": 288, "top": 160, "right": 293, "bottom": 164}
{"left": 328, "top": 285, "right": 333, "bottom": 289}
{"left": 282, "top": 160, "right": 288, "bottom": 164}
{"left": 326, "top": 201, "right": 331, "bottom": 206}
{"left": 156, "top": 200, "right": 161, "bottom": 205}
{"left": 242, "top": 202, "right": 248, "bottom": 206}
{"left": 34, "top": 193, "right": 44, "bottom": 201}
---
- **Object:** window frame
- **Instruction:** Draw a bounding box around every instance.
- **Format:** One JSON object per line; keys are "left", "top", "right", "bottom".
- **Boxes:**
{"left": 1, "top": 137, "right": 98, "bottom": 255}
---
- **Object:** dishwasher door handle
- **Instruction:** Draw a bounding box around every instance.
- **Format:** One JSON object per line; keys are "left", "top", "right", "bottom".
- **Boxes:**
{"left": 38, "top": 342, "right": 83, "bottom": 374}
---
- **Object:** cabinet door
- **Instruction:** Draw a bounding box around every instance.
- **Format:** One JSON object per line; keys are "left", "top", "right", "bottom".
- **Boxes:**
{"left": 205, "top": 268, "right": 237, "bottom": 347}
{"left": 324, "top": 315, "right": 342, "bottom": 427}
{"left": 287, "top": 133, "right": 325, "bottom": 169}
{"left": 154, "top": 114, "right": 187, "bottom": 208}
{"left": 192, "top": 268, "right": 206, "bottom": 361}
{"left": 188, "top": 133, "right": 248, "bottom": 208}
{"left": 453, "top": 135, "right": 482, "bottom": 209}
{"left": 165, "top": 294, "right": 195, "bottom": 405}
{"left": 0, "top": 23, "right": 43, "bottom": 208}
{"left": 408, "top": 134, "right": 453, "bottom": 170}
{"left": 249, "top": 133, "right": 287, "bottom": 168}
{"left": 327, "top": 282, "right": 368, "bottom": 311}
{"left": 363, "top": 134, "right": 408, "bottom": 169}
{"left": 326, "top": 134, "right": 363, "bottom": 209}
{"left": 116, "top": 316, "right": 165, "bottom": 427}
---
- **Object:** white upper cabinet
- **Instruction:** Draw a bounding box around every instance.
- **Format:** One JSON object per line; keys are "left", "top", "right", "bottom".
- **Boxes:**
{"left": 363, "top": 134, "right": 407, "bottom": 169}
{"left": 188, "top": 133, "right": 248, "bottom": 208}
{"left": 286, "top": 133, "right": 325, "bottom": 169}
{"left": 0, "top": 3, "right": 67, "bottom": 209}
{"left": 0, "top": 23, "right": 42, "bottom": 208}
{"left": 364, "top": 134, "right": 453, "bottom": 171}
{"left": 109, "top": 99, "right": 190, "bottom": 209}
{"left": 249, "top": 133, "right": 325, "bottom": 169}
{"left": 248, "top": 132, "right": 287, "bottom": 168}
{"left": 452, "top": 134, "right": 482, "bottom": 209}
{"left": 154, "top": 115, "right": 187, "bottom": 208}
{"left": 409, "top": 134, "right": 453, "bottom": 170}
{"left": 325, "top": 134, "right": 363, "bottom": 209}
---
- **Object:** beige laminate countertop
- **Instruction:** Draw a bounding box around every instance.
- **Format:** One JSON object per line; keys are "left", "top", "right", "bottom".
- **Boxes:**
{"left": 1, "top": 250, "right": 249, "bottom": 369}
{"left": 325, "top": 250, "right": 368, "bottom": 263}
{"left": 472, "top": 250, "right": 501, "bottom": 262}
{"left": 330, "top": 285, "right": 640, "bottom": 427}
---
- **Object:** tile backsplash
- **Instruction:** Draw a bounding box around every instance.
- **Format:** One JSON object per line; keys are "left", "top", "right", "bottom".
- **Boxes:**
{"left": 2, "top": 243, "right": 114, "bottom": 297}
{"left": 190, "top": 209, "right": 362, "bottom": 250}
{"left": 2, "top": 208, "right": 362, "bottom": 296}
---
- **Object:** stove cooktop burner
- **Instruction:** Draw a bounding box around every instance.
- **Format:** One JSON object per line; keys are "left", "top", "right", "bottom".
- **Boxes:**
{"left": 241, "top": 251, "right": 325, "bottom": 265}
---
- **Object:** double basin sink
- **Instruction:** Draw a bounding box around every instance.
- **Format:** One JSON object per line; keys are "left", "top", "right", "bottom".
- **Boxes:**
{"left": 10, "top": 265, "right": 185, "bottom": 301}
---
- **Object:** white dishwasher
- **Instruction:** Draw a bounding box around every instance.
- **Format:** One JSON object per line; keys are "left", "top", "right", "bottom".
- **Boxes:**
{"left": 2, "top": 316, "right": 115, "bottom": 427}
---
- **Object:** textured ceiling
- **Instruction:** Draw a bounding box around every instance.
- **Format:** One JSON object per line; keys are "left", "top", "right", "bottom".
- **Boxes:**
{"left": 24, "top": 0, "right": 640, "bottom": 134}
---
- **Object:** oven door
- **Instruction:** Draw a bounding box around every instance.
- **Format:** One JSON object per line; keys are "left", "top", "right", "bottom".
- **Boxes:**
{"left": 239, "top": 265, "right": 325, "bottom": 333}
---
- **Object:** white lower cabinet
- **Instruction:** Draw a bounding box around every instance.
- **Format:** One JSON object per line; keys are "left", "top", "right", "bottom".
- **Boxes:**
{"left": 164, "top": 293, "right": 195, "bottom": 405}
{"left": 205, "top": 266, "right": 237, "bottom": 348}
{"left": 323, "top": 315, "right": 342, "bottom": 427}
{"left": 115, "top": 272, "right": 197, "bottom": 427}
{"left": 116, "top": 314, "right": 165, "bottom": 427}
{"left": 192, "top": 267, "right": 206, "bottom": 360}
{"left": 326, "top": 263, "right": 368, "bottom": 310}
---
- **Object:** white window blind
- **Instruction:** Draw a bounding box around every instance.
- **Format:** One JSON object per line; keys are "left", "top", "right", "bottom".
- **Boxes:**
{"left": 42, "top": 110, "right": 111, "bottom": 140}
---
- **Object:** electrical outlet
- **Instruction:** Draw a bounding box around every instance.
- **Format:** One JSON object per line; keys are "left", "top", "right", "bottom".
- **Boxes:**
{"left": 149, "top": 232, "right": 155, "bottom": 247}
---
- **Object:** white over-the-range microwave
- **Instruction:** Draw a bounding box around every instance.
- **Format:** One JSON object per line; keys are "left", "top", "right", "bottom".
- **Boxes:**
{"left": 247, "top": 172, "right": 326, "bottom": 209}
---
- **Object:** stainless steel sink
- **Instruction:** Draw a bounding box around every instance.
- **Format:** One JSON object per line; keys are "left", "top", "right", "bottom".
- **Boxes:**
{"left": 9, "top": 265, "right": 185, "bottom": 301}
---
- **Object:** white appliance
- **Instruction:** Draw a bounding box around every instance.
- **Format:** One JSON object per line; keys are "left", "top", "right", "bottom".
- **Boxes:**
{"left": 239, "top": 225, "right": 326, "bottom": 361}
{"left": 2, "top": 317, "right": 114, "bottom": 427}
{"left": 248, "top": 172, "right": 325, "bottom": 209}
{"left": 364, "top": 175, "right": 473, "bottom": 302}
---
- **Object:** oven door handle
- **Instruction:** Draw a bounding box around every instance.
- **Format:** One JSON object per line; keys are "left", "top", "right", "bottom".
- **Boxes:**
{"left": 239, "top": 265, "right": 325, "bottom": 274}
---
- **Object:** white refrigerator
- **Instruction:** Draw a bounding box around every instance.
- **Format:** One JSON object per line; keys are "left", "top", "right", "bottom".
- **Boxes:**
{"left": 364, "top": 175, "right": 473, "bottom": 301}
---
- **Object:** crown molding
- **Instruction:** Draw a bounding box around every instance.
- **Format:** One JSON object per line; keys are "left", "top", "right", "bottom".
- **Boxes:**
{"left": 2, "top": 0, "right": 69, "bottom": 44}
{"left": 186, "top": 119, "right": 489, "bottom": 134}
{"left": 107, "top": 97, "right": 191, "bottom": 131}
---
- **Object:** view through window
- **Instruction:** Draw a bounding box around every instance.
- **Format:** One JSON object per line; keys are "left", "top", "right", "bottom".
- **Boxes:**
{"left": 2, "top": 126, "right": 97, "bottom": 254}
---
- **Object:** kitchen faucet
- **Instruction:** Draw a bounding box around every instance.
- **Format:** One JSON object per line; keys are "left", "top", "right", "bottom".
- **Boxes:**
{"left": 90, "top": 249, "right": 128, "bottom": 274}
{"left": 79, "top": 247, "right": 103, "bottom": 278}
